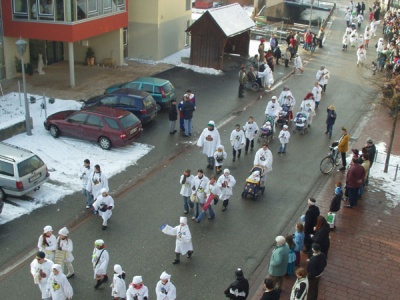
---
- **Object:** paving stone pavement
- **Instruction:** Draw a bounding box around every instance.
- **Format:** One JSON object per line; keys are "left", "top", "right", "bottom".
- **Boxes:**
{"left": 251, "top": 104, "right": 400, "bottom": 299}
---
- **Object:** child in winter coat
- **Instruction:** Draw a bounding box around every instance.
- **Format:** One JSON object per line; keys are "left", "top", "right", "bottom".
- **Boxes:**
{"left": 278, "top": 125, "right": 290, "bottom": 154}
{"left": 111, "top": 264, "right": 126, "bottom": 300}
{"left": 213, "top": 145, "right": 227, "bottom": 173}
{"left": 286, "top": 235, "right": 296, "bottom": 275}
{"left": 328, "top": 182, "right": 343, "bottom": 229}
{"left": 293, "top": 223, "right": 305, "bottom": 266}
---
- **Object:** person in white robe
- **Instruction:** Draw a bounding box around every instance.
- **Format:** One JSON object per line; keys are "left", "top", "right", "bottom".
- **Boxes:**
{"left": 243, "top": 116, "right": 259, "bottom": 154}
{"left": 213, "top": 144, "right": 227, "bottom": 173}
{"left": 195, "top": 175, "right": 220, "bottom": 223}
{"left": 56, "top": 227, "right": 74, "bottom": 278}
{"left": 217, "top": 169, "right": 236, "bottom": 211}
{"left": 38, "top": 225, "right": 57, "bottom": 261}
{"left": 253, "top": 143, "right": 273, "bottom": 184}
{"left": 312, "top": 82, "right": 323, "bottom": 109}
{"left": 196, "top": 121, "right": 221, "bottom": 170}
{"left": 357, "top": 45, "right": 367, "bottom": 66}
{"left": 180, "top": 169, "right": 195, "bottom": 214}
{"left": 265, "top": 96, "right": 281, "bottom": 133}
{"left": 86, "top": 164, "right": 109, "bottom": 200}
{"left": 46, "top": 264, "right": 73, "bottom": 300}
{"left": 300, "top": 93, "right": 316, "bottom": 125}
{"left": 111, "top": 264, "right": 126, "bottom": 300}
{"left": 278, "top": 86, "right": 296, "bottom": 121}
{"left": 92, "top": 188, "right": 114, "bottom": 230}
{"left": 92, "top": 239, "right": 110, "bottom": 289}
{"left": 293, "top": 54, "right": 304, "bottom": 74}
{"left": 30, "top": 251, "right": 54, "bottom": 300}
{"left": 156, "top": 272, "right": 177, "bottom": 300}
{"left": 230, "top": 124, "right": 246, "bottom": 161}
{"left": 126, "top": 276, "right": 149, "bottom": 300}
{"left": 79, "top": 158, "right": 92, "bottom": 208}
{"left": 278, "top": 125, "right": 291, "bottom": 154}
{"left": 191, "top": 170, "right": 209, "bottom": 220}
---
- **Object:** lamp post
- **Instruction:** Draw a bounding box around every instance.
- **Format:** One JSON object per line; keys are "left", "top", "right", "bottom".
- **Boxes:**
{"left": 15, "top": 37, "right": 32, "bottom": 136}
{"left": 309, "top": 0, "right": 315, "bottom": 30}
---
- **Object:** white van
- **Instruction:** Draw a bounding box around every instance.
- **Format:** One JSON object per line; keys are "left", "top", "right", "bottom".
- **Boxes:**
{"left": 0, "top": 142, "right": 49, "bottom": 202}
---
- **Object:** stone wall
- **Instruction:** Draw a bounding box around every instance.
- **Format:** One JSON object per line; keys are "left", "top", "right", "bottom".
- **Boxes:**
{"left": 0, "top": 118, "right": 33, "bottom": 141}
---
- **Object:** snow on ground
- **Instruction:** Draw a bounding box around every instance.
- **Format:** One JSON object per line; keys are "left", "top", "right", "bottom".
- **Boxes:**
{"left": 368, "top": 142, "right": 400, "bottom": 208}
{"left": 0, "top": 93, "right": 153, "bottom": 225}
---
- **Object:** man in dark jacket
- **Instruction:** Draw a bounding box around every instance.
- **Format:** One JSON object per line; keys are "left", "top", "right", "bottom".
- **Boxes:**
{"left": 345, "top": 158, "right": 366, "bottom": 208}
{"left": 303, "top": 198, "right": 320, "bottom": 252}
{"left": 182, "top": 95, "right": 195, "bottom": 137}
{"left": 365, "top": 138, "right": 376, "bottom": 167}
{"left": 168, "top": 99, "right": 178, "bottom": 134}
{"left": 307, "top": 243, "right": 327, "bottom": 300}
{"left": 224, "top": 268, "right": 249, "bottom": 299}
{"left": 325, "top": 105, "right": 337, "bottom": 139}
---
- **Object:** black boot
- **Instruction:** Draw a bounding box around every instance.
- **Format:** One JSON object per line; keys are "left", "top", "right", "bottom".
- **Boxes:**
{"left": 187, "top": 250, "right": 193, "bottom": 258}
{"left": 173, "top": 253, "right": 180, "bottom": 264}
{"left": 94, "top": 280, "right": 103, "bottom": 289}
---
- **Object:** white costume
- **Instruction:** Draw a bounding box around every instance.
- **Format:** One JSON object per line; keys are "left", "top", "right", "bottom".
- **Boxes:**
{"left": 127, "top": 276, "right": 149, "bottom": 300}
{"left": 247, "top": 170, "right": 261, "bottom": 183}
{"left": 254, "top": 148, "right": 273, "bottom": 182}
{"left": 214, "top": 145, "right": 227, "bottom": 167}
{"left": 197, "top": 126, "right": 221, "bottom": 157}
{"left": 30, "top": 257, "right": 54, "bottom": 299}
{"left": 38, "top": 226, "right": 57, "bottom": 261}
{"left": 86, "top": 170, "right": 109, "bottom": 199}
{"left": 370, "top": 20, "right": 380, "bottom": 36}
{"left": 243, "top": 121, "right": 259, "bottom": 141}
{"left": 357, "top": 14, "right": 363, "bottom": 25}
{"left": 79, "top": 164, "right": 92, "bottom": 190}
{"left": 312, "top": 85, "right": 323, "bottom": 103}
{"left": 357, "top": 47, "right": 367, "bottom": 65}
{"left": 364, "top": 28, "right": 370, "bottom": 42}
{"left": 217, "top": 171, "right": 236, "bottom": 201}
{"left": 278, "top": 89, "right": 295, "bottom": 107}
{"left": 343, "top": 33, "right": 349, "bottom": 47}
{"left": 278, "top": 129, "right": 291, "bottom": 147}
{"left": 294, "top": 55, "right": 303, "bottom": 69}
{"left": 180, "top": 174, "right": 194, "bottom": 197}
{"left": 357, "top": 35, "right": 364, "bottom": 47}
{"left": 92, "top": 244, "right": 109, "bottom": 278}
{"left": 56, "top": 227, "right": 74, "bottom": 276}
{"left": 92, "top": 191, "right": 114, "bottom": 227}
{"left": 316, "top": 69, "right": 329, "bottom": 87}
{"left": 111, "top": 265, "right": 127, "bottom": 299}
{"left": 300, "top": 99, "right": 316, "bottom": 125}
{"left": 350, "top": 30, "right": 358, "bottom": 47}
{"left": 156, "top": 272, "right": 177, "bottom": 300}
{"left": 230, "top": 128, "right": 246, "bottom": 151}
{"left": 162, "top": 217, "right": 193, "bottom": 255}
{"left": 258, "top": 63, "right": 274, "bottom": 88}
{"left": 265, "top": 100, "right": 281, "bottom": 118}
{"left": 191, "top": 174, "right": 210, "bottom": 205}
{"left": 46, "top": 264, "right": 73, "bottom": 300}
{"left": 376, "top": 38, "right": 384, "bottom": 56}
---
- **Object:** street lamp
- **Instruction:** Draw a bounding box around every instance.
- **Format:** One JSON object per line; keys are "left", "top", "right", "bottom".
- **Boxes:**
{"left": 309, "top": 0, "right": 315, "bottom": 30}
{"left": 15, "top": 37, "right": 32, "bottom": 136}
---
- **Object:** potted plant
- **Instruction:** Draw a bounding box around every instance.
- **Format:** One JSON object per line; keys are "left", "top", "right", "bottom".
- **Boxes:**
{"left": 86, "top": 47, "right": 95, "bottom": 66}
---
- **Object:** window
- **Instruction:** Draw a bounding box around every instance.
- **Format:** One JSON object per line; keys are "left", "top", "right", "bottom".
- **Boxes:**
{"left": 14, "top": 0, "right": 28, "bottom": 14}
{"left": 186, "top": 0, "right": 191, "bottom": 11}
{"left": 104, "top": 117, "right": 120, "bottom": 130}
{"left": 120, "top": 114, "right": 139, "bottom": 129}
{"left": 143, "top": 96, "right": 155, "bottom": 108}
{"left": 126, "top": 82, "right": 140, "bottom": 89}
{"left": 85, "top": 115, "right": 103, "bottom": 127}
{"left": 18, "top": 156, "right": 45, "bottom": 177}
{"left": 40, "top": 0, "right": 54, "bottom": 15}
{"left": 120, "top": 96, "right": 136, "bottom": 107}
{"left": 69, "top": 113, "right": 88, "bottom": 124}
{"left": 141, "top": 84, "right": 153, "bottom": 94}
{"left": 0, "top": 161, "right": 14, "bottom": 177}
{"left": 88, "top": 0, "right": 98, "bottom": 13}
{"left": 100, "top": 96, "right": 118, "bottom": 105}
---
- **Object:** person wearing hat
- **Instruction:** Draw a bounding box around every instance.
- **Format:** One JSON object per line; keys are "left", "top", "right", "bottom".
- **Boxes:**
{"left": 338, "top": 127, "right": 350, "bottom": 171}
{"left": 213, "top": 144, "right": 227, "bottom": 173}
{"left": 365, "top": 138, "right": 376, "bottom": 168}
{"left": 92, "top": 188, "right": 114, "bottom": 230}
{"left": 79, "top": 158, "right": 93, "bottom": 208}
{"left": 197, "top": 121, "right": 221, "bottom": 170}
{"left": 300, "top": 93, "right": 316, "bottom": 126}
{"left": 92, "top": 239, "right": 110, "bottom": 289}
{"left": 111, "top": 264, "right": 127, "bottom": 299}
{"left": 328, "top": 182, "right": 343, "bottom": 229}
{"left": 307, "top": 243, "right": 327, "bottom": 300}
{"left": 267, "top": 236, "right": 290, "bottom": 293}
{"left": 86, "top": 164, "right": 109, "bottom": 201}
{"left": 325, "top": 105, "right": 337, "bottom": 139}
{"left": 155, "top": 271, "right": 176, "bottom": 300}
{"left": 265, "top": 96, "right": 281, "bottom": 133}
{"left": 168, "top": 99, "right": 178, "bottom": 135}
{"left": 46, "top": 264, "right": 74, "bottom": 300}
{"left": 224, "top": 268, "right": 249, "bottom": 299}
{"left": 126, "top": 276, "right": 149, "bottom": 300}
{"left": 38, "top": 225, "right": 57, "bottom": 262}
{"left": 161, "top": 216, "right": 194, "bottom": 264}
{"left": 254, "top": 142, "right": 273, "bottom": 185}
{"left": 30, "top": 251, "right": 54, "bottom": 300}
{"left": 217, "top": 169, "right": 236, "bottom": 211}
{"left": 278, "top": 124, "right": 290, "bottom": 154}
{"left": 303, "top": 198, "right": 320, "bottom": 252}
{"left": 56, "top": 227, "right": 74, "bottom": 278}
{"left": 311, "top": 82, "right": 322, "bottom": 109}
{"left": 293, "top": 53, "right": 304, "bottom": 75}
{"left": 238, "top": 65, "right": 247, "bottom": 98}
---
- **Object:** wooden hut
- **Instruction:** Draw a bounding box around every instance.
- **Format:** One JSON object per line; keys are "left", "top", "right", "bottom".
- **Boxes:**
{"left": 186, "top": 3, "right": 255, "bottom": 70}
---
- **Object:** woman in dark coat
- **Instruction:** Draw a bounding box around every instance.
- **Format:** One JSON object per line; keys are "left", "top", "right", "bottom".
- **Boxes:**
{"left": 311, "top": 216, "right": 330, "bottom": 258}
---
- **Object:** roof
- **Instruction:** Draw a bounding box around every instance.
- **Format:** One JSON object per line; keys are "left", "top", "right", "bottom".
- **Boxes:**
{"left": 133, "top": 77, "right": 170, "bottom": 85}
{"left": 188, "top": 3, "right": 255, "bottom": 37}
{"left": 0, "top": 142, "right": 35, "bottom": 162}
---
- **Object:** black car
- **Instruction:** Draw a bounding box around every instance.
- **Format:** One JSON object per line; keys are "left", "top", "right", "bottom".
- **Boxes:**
{"left": 82, "top": 89, "right": 158, "bottom": 124}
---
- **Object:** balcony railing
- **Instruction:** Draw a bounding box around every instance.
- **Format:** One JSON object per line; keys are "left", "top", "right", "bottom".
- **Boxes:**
{"left": 13, "top": 0, "right": 126, "bottom": 23}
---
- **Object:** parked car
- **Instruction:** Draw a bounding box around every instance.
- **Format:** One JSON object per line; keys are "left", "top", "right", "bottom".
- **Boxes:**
{"left": 0, "top": 142, "right": 50, "bottom": 202}
{"left": 81, "top": 89, "right": 157, "bottom": 124}
{"left": 105, "top": 77, "right": 176, "bottom": 109}
{"left": 44, "top": 106, "right": 142, "bottom": 150}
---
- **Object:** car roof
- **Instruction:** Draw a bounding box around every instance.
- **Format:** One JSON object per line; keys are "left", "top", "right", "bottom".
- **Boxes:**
{"left": 111, "top": 88, "right": 151, "bottom": 98}
{"left": 0, "top": 142, "right": 36, "bottom": 163}
{"left": 132, "top": 77, "right": 170, "bottom": 85}
{"left": 82, "top": 106, "right": 131, "bottom": 118}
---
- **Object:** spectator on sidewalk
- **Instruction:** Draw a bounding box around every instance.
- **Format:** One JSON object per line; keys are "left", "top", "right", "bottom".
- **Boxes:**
{"left": 365, "top": 138, "right": 376, "bottom": 185}
{"left": 224, "top": 268, "right": 249, "bottom": 299}
{"left": 290, "top": 267, "right": 308, "bottom": 300}
{"left": 259, "top": 278, "right": 280, "bottom": 300}
{"left": 325, "top": 105, "right": 337, "bottom": 139}
{"left": 182, "top": 95, "right": 195, "bottom": 137}
{"left": 311, "top": 216, "right": 331, "bottom": 258}
{"left": 239, "top": 65, "right": 247, "bottom": 98}
{"left": 359, "top": 153, "right": 370, "bottom": 196}
{"left": 168, "top": 99, "right": 178, "bottom": 135}
{"left": 286, "top": 235, "right": 296, "bottom": 275}
{"left": 328, "top": 183, "right": 343, "bottom": 229}
{"left": 338, "top": 127, "right": 350, "bottom": 171}
{"left": 345, "top": 158, "right": 366, "bottom": 208}
{"left": 303, "top": 198, "right": 320, "bottom": 252}
{"left": 293, "top": 223, "right": 305, "bottom": 266}
{"left": 267, "top": 235, "right": 290, "bottom": 293}
{"left": 307, "top": 243, "right": 327, "bottom": 300}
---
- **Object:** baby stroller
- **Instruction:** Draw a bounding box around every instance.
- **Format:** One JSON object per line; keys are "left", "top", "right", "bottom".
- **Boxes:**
{"left": 241, "top": 166, "right": 265, "bottom": 200}
{"left": 293, "top": 112, "right": 309, "bottom": 135}
{"left": 276, "top": 104, "right": 290, "bottom": 127}
{"left": 257, "top": 116, "right": 274, "bottom": 143}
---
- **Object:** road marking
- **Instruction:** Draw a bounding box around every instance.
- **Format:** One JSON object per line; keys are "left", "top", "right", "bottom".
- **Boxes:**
{"left": 0, "top": 249, "right": 37, "bottom": 279}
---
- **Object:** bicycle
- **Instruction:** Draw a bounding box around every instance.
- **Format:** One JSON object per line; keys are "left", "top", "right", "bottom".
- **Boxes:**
{"left": 320, "top": 143, "right": 342, "bottom": 174}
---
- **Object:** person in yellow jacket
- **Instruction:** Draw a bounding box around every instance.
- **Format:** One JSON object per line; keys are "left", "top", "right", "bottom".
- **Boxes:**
{"left": 338, "top": 127, "right": 350, "bottom": 171}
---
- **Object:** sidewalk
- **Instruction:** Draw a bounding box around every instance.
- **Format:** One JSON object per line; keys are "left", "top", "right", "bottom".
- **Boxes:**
{"left": 251, "top": 98, "right": 400, "bottom": 299}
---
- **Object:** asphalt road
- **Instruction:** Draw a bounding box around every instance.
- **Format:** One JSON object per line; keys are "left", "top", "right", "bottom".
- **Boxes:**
{"left": 0, "top": 7, "right": 380, "bottom": 299}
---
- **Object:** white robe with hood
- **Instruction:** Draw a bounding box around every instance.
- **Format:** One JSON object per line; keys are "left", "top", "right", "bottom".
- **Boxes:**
{"left": 180, "top": 174, "right": 194, "bottom": 197}
{"left": 214, "top": 146, "right": 227, "bottom": 167}
{"left": 46, "top": 265, "right": 73, "bottom": 300}
{"left": 217, "top": 173, "right": 236, "bottom": 200}
{"left": 230, "top": 129, "right": 246, "bottom": 151}
{"left": 126, "top": 285, "right": 149, "bottom": 300}
{"left": 197, "top": 128, "right": 221, "bottom": 157}
{"left": 86, "top": 171, "right": 109, "bottom": 199}
{"left": 191, "top": 175, "right": 210, "bottom": 204}
{"left": 243, "top": 121, "right": 259, "bottom": 141}
{"left": 156, "top": 280, "right": 177, "bottom": 300}
{"left": 254, "top": 148, "right": 273, "bottom": 173}
{"left": 30, "top": 258, "right": 54, "bottom": 299}
{"left": 92, "top": 247, "right": 109, "bottom": 278}
{"left": 92, "top": 194, "right": 114, "bottom": 224}
{"left": 162, "top": 223, "right": 193, "bottom": 255}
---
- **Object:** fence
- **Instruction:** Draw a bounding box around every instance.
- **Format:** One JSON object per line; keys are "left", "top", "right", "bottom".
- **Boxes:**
{"left": 373, "top": 151, "right": 399, "bottom": 181}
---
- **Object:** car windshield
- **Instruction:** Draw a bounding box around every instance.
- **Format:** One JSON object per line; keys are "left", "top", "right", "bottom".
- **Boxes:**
{"left": 143, "top": 96, "right": 155, "bottom": 108}
{"left": 18, "top": 155, "right": 45, "bottom": 177}
{"left": 120, "top": 113, "right": 139, "bottom": 129}
{"left": 163, "top": 82, "right": 173, "bottom": 93}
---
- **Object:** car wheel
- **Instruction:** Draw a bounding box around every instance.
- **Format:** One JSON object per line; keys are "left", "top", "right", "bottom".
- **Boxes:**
{"left": 98, "top": 137, "right": 112, "bottom": 150}
{"left": 0, "top": 187, "right": 6, "bottom": 202}
{"left": 49, "top": 125, "right": 60, "bottom": 138}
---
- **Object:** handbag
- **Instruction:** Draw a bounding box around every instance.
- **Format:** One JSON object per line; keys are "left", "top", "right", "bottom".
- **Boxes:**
{"left": 190, "top": 194, "right": 199, "bottom": 203}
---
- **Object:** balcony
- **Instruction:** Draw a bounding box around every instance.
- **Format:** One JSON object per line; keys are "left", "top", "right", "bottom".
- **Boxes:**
{"left": 12, "top": 0, "right": 126, "bottom": 23}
